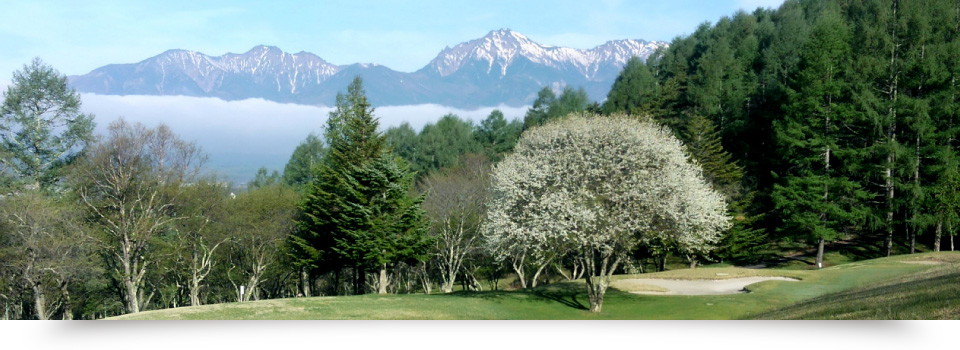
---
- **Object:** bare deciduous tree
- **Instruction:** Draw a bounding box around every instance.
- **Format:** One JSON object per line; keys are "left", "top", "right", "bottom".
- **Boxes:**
{"left": 226, "top": 184, "right": 297, "bottom": 302}
{"left": 0, "top": 192, "right": 93, "bottom": 319}
{"left": 74, "top": 119, "right": 205, "bottom": 314}
{"left": 420, "top": 154, "right": 490, "bottom": 293}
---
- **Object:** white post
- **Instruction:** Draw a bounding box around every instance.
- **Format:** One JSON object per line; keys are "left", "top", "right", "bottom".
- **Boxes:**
{"left": 239, "top": 285, "right": 245, "bottom": 302}
{"left": 817, "top": 262, "right": 822, "bottom": 269}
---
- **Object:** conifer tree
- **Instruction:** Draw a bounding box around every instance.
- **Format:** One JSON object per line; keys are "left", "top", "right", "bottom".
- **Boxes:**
{"left": 291, "top": 76, "right": 429, "bottom": 295}
{"left": 603, "top": 57, "right": 658, "bottom": 117}
{"left": 475, "top": 109, "right": 522, "bottom": 162}
{"left": 0, "top": 58, "right": 95, "bottom": 190}
{"left": 772, "top": 10, "right": 868, "bottom": 268}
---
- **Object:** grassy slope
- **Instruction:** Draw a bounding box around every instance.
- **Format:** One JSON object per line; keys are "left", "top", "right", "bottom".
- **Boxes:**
{"left": 750, "top": 258, "right": 960, "bottom": 319}
{"left": 110, "top": 252, "right": 960, "bottom": 320}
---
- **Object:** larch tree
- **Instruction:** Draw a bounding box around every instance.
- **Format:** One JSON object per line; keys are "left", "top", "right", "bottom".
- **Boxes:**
{"left": 483, "top": 113, "right": 729, "bottom": 313}
{"left": 282, "top": 133, "right": 326, "bottom": 190}
{"left": 474, "top": 109, "right": 522, "bottom": 162}
{"left": 0, "top": 58, "right": 95, "bottom": 190}
{"left": 772, "top": 9, "right": 869, "bottom": 269}
{"left": 603, "top": 56, "right": 659, "bottom": 117}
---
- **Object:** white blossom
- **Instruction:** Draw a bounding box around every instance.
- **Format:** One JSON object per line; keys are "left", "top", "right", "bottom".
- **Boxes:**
{"left": 481, "top": 113, "right": 731, "bottom": 312}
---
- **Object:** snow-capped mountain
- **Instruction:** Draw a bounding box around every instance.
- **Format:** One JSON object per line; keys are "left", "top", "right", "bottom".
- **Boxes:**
{"left": 69, "top": 29, "right": 667, "bottom": 108}
{"left": 425, "top": 29, "right": 665, "bottom": 80}
{"left": 70, "top": 45, "right": 342, "bottom": 103}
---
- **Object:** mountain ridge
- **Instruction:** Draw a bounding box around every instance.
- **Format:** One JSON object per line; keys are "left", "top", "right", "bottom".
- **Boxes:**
{"left": 69, "top": 29, "right": 668, "bottom": 108}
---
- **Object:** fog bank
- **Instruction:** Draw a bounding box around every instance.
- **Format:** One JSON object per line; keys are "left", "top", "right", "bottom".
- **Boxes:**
{"left": 79, "top": 94, "right": 528, "bottom": 183}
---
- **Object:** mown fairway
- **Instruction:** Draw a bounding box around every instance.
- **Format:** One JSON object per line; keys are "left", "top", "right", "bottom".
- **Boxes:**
{"left": 109, "top": 252, "right": 960, "bottom": 320}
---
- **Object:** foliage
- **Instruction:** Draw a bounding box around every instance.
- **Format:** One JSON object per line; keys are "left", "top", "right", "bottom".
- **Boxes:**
{"left": 249, "top": 166, "right": 281, "bottom": 189}
{"left": 483, "top": 113, "right": 730, "bottom": 312}
{"left": 603, "top": 56, "right": 659, "bottom": 117}
{"left": 73, "top": 119, "right": 206, "bottom": 313}
{"left": 226, "top": 184, "right": 298, "bottom": 302}
{"left": 474, "top": 109, "right": 522, "bottom": 162}
{"left": 293, "top": 76, "right": 430, "bottom": 295}
{"left": 420, "top": 154, "right": 490, "bottom": 293}
{"left": 282, "top": 133, "right": 326, "bottom": 189}
{"left": 0, "top": 191, "right": 95, "bottom": 319}
{"left": 522, "top": 86, "right": 590, "bottom": 130}
{"left": 0, "top": 57, "right": 95, "bottom": 190}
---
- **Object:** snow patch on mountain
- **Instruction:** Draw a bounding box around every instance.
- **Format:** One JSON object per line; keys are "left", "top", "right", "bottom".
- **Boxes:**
{"left": 426, "top": 29, "right": 667, "bottom": 78}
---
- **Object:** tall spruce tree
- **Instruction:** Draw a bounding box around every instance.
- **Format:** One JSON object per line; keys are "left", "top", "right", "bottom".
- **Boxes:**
{"left": 291, "top": 76, "right": 429, "bottom": 295}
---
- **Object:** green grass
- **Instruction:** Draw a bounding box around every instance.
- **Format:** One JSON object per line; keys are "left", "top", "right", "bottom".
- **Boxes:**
{"left": 750, "top": 257, "right": 960, "bottom": 319}
{"left": 109, "top": 252, "right": 960, "bottom": 320}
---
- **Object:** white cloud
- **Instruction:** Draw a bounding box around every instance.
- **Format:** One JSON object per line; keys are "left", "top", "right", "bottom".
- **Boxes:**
{"left": 79, "top": 94, "right": 528, "bottom": 183}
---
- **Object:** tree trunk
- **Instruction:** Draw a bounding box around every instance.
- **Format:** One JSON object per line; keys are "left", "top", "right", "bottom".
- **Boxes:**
{"left": 935, "top": 220, "right": 942, "bottom": 252}
{"left": 530, "top": 259, "right": 552, "bottom": 288}
{"left": 910, "top": 229, "right": 916, "bottom": 254}
{"left": 689, "top": 259, "right": 697, "bottom": 269}
{"left": 243, "top": 274, "right": 260, "bottom": 302}
{"left": 61, "top": 282, "right": 73, "bottom": 320}
{"left": 511, "top": 254, "right": 527, "bottom": 289}
{"left": 301, "top": 268, "right": 311, "bottom": 297}
{"left": 31, "top": 282, "right": 48, "bottom": 320}
{"left": 885, "top": 0, "right": 900, "bottom": 258}
{"left": 189, "top": 274, "right": 201, "bottom": 307}
{"left": 419, "top": 265, "right": 432, "bottom": 295}
{"left": 377, "top": 264, "right": 389, "bottom": 295}
{"left": 583, "top": 249, "right": 621, "bottom": 313}
{"left": 124, "top": 278, "right": 140, "bottom": 314}
{"left": 442, "top": 267, "right": 456, "bottom": 293}
{"left": 816, "top": 237, "right": 825, "bottom": 269}
{"left": 353, "top": 265, "right": 363, "bottom": 295}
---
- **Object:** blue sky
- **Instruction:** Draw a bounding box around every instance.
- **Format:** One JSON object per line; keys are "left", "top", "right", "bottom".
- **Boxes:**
{"left": 1, "top": 0, "right": 785, "bottom": 80}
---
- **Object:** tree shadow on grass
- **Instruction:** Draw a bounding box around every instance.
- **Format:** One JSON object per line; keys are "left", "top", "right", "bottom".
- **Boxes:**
{"left": 530, "top": 287, "right": 588, "bottom": 311}
{"left": 438, "top": 283, "right": 589, "bottom": 311}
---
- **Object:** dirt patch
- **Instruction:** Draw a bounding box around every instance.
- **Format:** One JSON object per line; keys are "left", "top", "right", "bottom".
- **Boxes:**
{"left": 618, "top": 277, "right": 799, "bottom": 295}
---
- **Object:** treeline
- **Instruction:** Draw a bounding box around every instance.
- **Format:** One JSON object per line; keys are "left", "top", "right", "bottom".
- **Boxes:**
{"left": 603, "top": 0, "right": 960, "bottom": 266}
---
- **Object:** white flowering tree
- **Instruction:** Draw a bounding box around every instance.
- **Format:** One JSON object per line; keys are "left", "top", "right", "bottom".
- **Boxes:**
{"left": 482, "top": 113, "right": 730, "bottom": 313}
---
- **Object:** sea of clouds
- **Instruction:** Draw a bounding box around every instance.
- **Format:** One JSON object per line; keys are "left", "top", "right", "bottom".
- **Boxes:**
{"left": 78, "top": 94, "right": 528, "bottom": 184}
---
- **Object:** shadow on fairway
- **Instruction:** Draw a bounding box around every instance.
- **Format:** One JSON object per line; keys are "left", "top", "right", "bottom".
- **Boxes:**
{"left": 439, "top": 283, "right": 589, "bottom": 311}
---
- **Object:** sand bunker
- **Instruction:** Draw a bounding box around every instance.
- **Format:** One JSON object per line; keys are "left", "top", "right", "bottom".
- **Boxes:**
{"left": 620, "top": 277, "right": 799, "bottom": 295}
